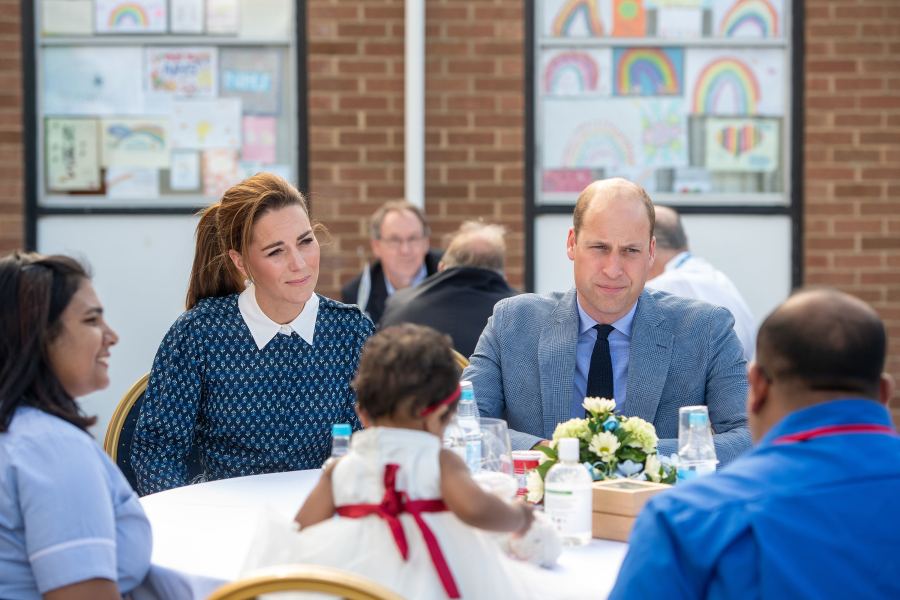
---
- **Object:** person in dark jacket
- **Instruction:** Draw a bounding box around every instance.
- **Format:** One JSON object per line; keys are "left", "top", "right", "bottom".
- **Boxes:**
{"left": 381, "top": 221, "right": 517, "bottom": 357}
{"left": 342, "top": 201, "right": 441, "bottom": 324}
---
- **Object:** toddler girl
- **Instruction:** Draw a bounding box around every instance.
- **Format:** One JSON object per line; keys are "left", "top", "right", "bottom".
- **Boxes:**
{"left": 281, "top": 324, "right": 546, "bottom": 598}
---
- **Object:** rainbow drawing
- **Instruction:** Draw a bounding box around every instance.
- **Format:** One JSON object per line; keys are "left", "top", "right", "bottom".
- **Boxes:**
{"left": 107, "top": 3, "right": 149, "bottom": 28}
{"left": 107, "top": 124, "right": 165, "bottom": 149}
{"left": 691, "top": 58, "right": 761, "bottom": 115}
{"left": 717, "top": 124, "right": 763, "bottom": 156}
{"left": 614, "top": 48, "right": 683, "bottom": 96}
{"left": 543, "top": 52, "right": 600, "bottom": 94}
{"left": 552, "top": 0, "right": 604, "bottom": 37}
{"left": 563, "top": 122, "right": 636, "bottom": 167}
{"left": 719, "top": 0, "right": 779, "bottom": 38}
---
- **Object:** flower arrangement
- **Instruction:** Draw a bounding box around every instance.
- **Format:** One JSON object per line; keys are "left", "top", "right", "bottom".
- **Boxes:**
{"left": 526, "top": 397, "right": 676, "bottom": 503}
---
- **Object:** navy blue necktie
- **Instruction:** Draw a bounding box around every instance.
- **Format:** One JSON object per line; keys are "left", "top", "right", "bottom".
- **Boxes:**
{"left": 586, "top": 324, "right": 615, "bottom": 403}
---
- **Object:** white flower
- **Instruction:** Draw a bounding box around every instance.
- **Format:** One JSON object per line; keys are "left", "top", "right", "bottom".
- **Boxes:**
{"left": 644, "top": 454, "right": 662, "bottom": 483}
{"left": 620, "top": 417, "right": 658, "bottom": 453}
{"left": 525, "top": 470, "right": 544, "bottom": 503}
{"left": 582, "top": 396, "right": 617, "bottom": 416}
{"left": 552, "top": 418, "right": 591, "bottom": 443}
{"left": 588, "top": 431, "right": 620, "bottom": 462}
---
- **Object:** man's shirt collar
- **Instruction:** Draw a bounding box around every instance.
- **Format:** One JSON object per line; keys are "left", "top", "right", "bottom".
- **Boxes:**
{"left": 576, "top": 294, "right": 638, "bottom": 337}
{"left": 238, "top": 284, "right": 318, "bottom": 350}
{"left": 575, "top": 293, "right": 640, "bottom": 337}
{"left": 384, "top": 262, "right": 428, "bottom": 296}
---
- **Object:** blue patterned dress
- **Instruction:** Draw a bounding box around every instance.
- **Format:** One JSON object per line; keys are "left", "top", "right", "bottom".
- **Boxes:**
{"left": 131, "top": 294, "right": 374, "bottom": 495}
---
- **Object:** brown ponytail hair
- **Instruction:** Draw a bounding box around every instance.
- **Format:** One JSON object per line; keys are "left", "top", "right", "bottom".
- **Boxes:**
{"left": 186, "top": 173, "right": 311, "bottom": 309}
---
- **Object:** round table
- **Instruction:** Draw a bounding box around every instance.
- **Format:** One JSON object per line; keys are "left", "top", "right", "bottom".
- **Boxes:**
{"left": 140, "top": 470, "right": 627, "bottom": 598}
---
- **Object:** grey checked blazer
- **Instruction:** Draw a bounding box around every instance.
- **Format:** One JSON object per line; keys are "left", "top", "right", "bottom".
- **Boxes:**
{"left": 463, "top": 288, "right": 751, "bottom": 465}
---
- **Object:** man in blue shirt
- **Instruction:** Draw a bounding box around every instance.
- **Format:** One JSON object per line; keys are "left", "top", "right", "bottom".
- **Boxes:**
{"left": 610, "top": 288, "right": 900, "bottom": 599}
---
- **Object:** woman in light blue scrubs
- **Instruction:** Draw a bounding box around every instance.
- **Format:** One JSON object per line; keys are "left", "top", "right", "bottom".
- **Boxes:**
{"left": 0, "top": 252, "right": 151, "bottom": 600}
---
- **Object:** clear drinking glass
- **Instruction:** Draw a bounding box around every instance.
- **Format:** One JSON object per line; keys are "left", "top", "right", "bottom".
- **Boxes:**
{"left": 472, "top": 417, "right": 517, "bottom": 499}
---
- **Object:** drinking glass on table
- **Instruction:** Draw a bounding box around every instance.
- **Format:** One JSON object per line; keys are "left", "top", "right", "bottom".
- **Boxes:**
{"left": 472, "top": 417, "right": 517, "bottom": 500}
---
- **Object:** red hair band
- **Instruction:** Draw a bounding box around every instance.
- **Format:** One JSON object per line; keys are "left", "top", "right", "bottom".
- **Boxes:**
{"left": 420, "top": 384, "right": 461, "bottom": 417}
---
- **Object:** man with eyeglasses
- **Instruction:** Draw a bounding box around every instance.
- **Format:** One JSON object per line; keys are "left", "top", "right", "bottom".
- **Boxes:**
{"left": 342, "top": 201, "right": 442, "bottom": 324}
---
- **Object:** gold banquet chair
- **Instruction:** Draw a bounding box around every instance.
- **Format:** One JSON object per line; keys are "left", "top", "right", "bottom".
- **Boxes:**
{"left": 103, "top": 372, "right": 150, "bottom": 489}
{"left": 451, "top": 349, "right": 470, "bottom": 370}
{"left": 207, "top": 565, "right": 405, "bottom": 600}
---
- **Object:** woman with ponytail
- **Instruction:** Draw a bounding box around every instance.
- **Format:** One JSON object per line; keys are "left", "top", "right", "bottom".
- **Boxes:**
{"left": 131, "top": 173, "right": 374, "bottom": 495}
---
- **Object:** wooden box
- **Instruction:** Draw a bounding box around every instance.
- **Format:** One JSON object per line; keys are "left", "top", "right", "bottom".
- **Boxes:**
{"left": 591, "top": 479, "right": 671, "bottom": 542}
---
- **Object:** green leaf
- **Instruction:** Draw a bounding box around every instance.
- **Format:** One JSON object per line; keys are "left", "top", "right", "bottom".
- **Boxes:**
{"left": 536, "top": 459, "right": 555, "bottom": 480}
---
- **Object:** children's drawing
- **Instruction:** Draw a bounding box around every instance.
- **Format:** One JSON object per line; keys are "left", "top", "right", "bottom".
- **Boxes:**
{"left": 95, "top": 0, "right": 166, "bottom": 34}
{"left": 715, "top": 0, "right": 782, "bottom": 38}
{"left": 43, "top": 47, "right": 144, "bottom": 115}
{"left": 101, "top": 118, "right": 170, "bottom": 167}
{"left": 170, "top": 0, "right": 204, "bottom": 34}
{"left": 613, "top": 48, "right": 684, "bottom": 96}
{"left": 146, "top": 47, "right": 217, "bottom": 98}
{"left": 45, "top": 118, "right": 101, "bottom": 192}
{"left": 612, "top": 0, "right": 646, "bottom": 37}
{"left": 545, "top": 0, "right": 605, "bottom": 37}
{"left": 686, "top": 49, "right": 783, "bottom": 116}
{"left": 639, "top": 99, "right": 688, "bottom": 167}
{"left": 203, "top": 149, "right": 241, "bottom": 198}
{"left": 206, "top": 0, "right": 239, "bottom": 34}
{"left": 220, "top": 49, "right": 281, "bottom": 114}
{"left": 105, "top": 167, "right": 159, "bottom": 199}
{"left": 169, "top": 150, "right": 201, "bottom": 191}
{"left": 543, "top": 99, "right": 641, "bottom": 169}
{"left": 242, "top": 116, "right": 277, "bottom": 164}
{"left": 705, "top": 117, "right": 779, "bottom": 172}
{"left": 541, "top": 50, "right": 611, "bottom": 96}
{"left": 542, "top": 168, "right": 605, "bottom": 193}
{"left": 171, "top": 99, "right": 242, "bottom": 149}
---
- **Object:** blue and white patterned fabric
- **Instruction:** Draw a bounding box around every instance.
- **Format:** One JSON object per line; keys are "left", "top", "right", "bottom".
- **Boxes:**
{"left": 131, "top": 293, "right": 374, "bottom": 495}
{"left": 464, "top": 288, "right": 750, "bottom": 463}
{"left": 1, "top": 407, "right": 151, "bottom": 599}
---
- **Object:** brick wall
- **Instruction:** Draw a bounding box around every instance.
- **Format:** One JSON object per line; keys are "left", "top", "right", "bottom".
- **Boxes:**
{"left": 803, "top": 0, "right": 900, "bottom": 423}
{"left": 0, "top": 0, "right": 23, "bottom": 254}
{"left": 308, "top": 0, "right": 525, "bottom": 298}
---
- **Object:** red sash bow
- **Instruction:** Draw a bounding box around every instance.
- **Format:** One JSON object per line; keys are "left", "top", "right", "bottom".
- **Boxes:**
{"left": 335, "top": 463, "right": 461, "bottom": 599}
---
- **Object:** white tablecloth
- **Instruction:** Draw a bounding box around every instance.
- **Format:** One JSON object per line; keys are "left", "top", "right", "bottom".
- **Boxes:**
{"left": 139, "top": 470, "right": 627, "bottom": 598}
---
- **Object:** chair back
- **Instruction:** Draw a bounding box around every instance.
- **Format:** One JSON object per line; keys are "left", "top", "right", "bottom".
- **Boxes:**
{"left": 104, "top": 373, "right": 149, "bottom": 489}
{"left": 452, "top": 348, "right": 470, "bottom": 370}
{"left": 104, "top": 373, "right": 202, "bottom": 492}
{"left": 207, "top": 565, "right": 405, "bottom": 600}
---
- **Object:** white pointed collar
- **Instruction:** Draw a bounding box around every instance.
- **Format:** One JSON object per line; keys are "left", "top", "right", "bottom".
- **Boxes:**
{"left": 238, "top": 284, "right": 319, "bottom": 350}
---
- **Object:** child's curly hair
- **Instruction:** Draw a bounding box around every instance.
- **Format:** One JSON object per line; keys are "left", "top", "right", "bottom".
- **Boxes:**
{"left": 353, "top": 324, "right": 461, "bottom": 421}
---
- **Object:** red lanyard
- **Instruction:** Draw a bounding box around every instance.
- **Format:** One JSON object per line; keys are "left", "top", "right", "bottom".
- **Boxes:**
{"left": 773, "top": 423, "right": 897, "bottom": 445}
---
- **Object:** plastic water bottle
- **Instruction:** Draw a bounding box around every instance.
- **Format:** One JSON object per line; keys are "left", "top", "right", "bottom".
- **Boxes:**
{"left": 544, "top": 437, "right": 593, "bottom": 546}
{"left": 457, "top": 380, "right": 482, "bottom": 473}
{"left": 326, "top": 423, "right": 352, "bottom": 466}
{"left": 676, "top": 407, "right": 718, "bottom": 483}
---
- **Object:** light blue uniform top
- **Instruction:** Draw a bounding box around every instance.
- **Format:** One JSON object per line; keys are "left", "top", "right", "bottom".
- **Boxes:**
{"left": 0, "top": 407, "right": 152, "bottom": 599}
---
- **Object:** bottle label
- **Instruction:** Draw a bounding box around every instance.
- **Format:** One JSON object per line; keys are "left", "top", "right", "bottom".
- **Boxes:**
{"left": 676, "top": 461, "right": 716, "bottom": 483}
{"left": 544, "top": 486, "right": 592, "bottom": 536}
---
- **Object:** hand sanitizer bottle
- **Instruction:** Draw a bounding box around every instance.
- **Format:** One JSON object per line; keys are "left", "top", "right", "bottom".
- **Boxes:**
{"left": 544, "top": 437, "right": 593, "bottom": 546}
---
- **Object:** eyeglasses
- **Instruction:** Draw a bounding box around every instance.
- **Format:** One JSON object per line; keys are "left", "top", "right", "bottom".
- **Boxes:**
{"left": 380, "top": 235, "right": 427, "bottom": 249}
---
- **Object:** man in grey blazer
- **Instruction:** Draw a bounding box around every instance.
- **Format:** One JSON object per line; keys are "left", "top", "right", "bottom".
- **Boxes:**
{"left": 463, "top": 179, "right": 750, "bottom": 464}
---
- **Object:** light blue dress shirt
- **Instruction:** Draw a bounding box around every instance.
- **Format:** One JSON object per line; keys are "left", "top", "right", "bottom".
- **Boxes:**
{"left": 571, "top": 296, "right": 638, "bottom": 418}
{"left": 0, "top": 407, "right": 152, "bottom": 599}
{"left": 384, "top": 263, "right": 428, "bottom": 296}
